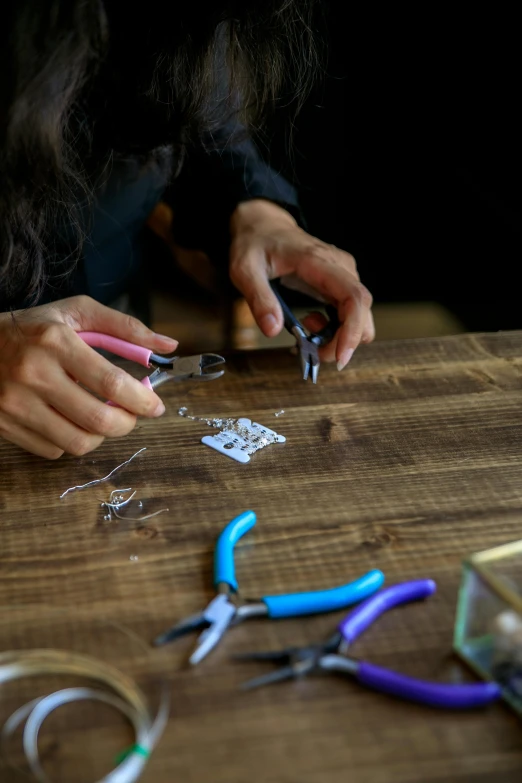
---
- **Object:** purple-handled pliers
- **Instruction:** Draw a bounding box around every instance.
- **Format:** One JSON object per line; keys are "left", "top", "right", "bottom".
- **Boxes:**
{"left": 235, "top": 580, "right": 501, "bottom": 709}
{"left": 78, "top": 332, "right": 225, "bottom": 393}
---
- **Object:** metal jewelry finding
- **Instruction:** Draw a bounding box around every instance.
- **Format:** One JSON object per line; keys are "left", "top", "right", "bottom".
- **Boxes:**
{"left": 178, "top": 408, "right": 286, "bottom": 463}
{"left": 100, "top": 488, "right": 169, "bottom": 523}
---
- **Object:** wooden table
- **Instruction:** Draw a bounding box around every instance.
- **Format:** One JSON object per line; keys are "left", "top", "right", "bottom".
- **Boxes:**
{"left": 1, "top": 333, "right": 522, "bottom": 782}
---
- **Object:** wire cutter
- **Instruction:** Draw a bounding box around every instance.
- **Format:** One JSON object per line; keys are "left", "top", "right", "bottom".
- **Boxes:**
{"left": 270, "top": 279, "right": 340, "bottom": 383}
{"left": 153, "top": 510, "right": 385, "bottom": 665}
{"left": 78, "top": 331, "right": 225, "bottom": 392}
{"left": 235, "top": 579, "right": 501, "bottom": 709}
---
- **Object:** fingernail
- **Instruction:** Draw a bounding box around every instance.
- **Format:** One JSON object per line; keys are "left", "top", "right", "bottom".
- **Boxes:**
{"left": 153, "top": 401, "right": 166, "bottom": 417}
{"left": 260, "top": 314, "right": 277, "bottom": 335}
{"left": 337, "top": 349, "right": 354, "bottom": 372}
{"left": 154, "top": 333, "right": 178, "bottom": 348}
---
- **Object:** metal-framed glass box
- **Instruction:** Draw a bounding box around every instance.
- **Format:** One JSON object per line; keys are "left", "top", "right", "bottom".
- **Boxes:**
{"left": 454, "top": 539, "right": 522, "bottom": 716}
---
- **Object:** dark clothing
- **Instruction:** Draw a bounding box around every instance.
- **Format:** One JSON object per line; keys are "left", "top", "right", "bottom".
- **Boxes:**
{"left": 1, "top": 121, "right": 300, "bottom": 312}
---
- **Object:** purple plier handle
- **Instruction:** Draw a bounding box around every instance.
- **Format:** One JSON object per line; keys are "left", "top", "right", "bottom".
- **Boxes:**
{"left": 333, "top": 578, "right": 501, "bottom": 708}
{"left": 356, "top": 662, "right": 500, "bottom": 708}
{"left": 338, "top": 579, "right": 437, "bottom": 645}
{"left": 318, "top": 655, "right": 501, "bottom": 709}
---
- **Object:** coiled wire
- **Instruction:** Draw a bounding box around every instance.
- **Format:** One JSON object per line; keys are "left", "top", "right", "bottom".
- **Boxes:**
{"left": 0, "top": 649, "right": 168, "bottom": 783}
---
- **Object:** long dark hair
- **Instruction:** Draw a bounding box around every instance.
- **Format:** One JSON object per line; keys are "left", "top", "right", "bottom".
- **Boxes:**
{"left": 0, "top": 0, "right": 320, "bottom": 306}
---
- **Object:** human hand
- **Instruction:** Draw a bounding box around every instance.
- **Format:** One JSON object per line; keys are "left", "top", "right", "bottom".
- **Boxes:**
{"left": 0, "top": 296, "right": 177, "bottom": 459}
{"left": 230, "top": 199, "right": 375, "bottom": 369}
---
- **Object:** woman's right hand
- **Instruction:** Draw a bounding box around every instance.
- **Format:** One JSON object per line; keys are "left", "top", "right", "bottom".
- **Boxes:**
{"left": 0, "top": 295, "right": 177, "bottom": 459}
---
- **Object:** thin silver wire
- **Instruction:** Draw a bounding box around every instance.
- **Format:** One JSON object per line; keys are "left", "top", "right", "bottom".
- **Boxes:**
{"left": 60, "top": 449, "right": 147, "bottom": 499}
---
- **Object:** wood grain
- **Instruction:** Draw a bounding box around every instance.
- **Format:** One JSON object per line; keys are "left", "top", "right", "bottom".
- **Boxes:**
{"left": 2, "top": 332, "right": 522, "bottom": 782}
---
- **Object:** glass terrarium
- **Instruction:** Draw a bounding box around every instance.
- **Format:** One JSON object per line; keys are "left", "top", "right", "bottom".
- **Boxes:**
{"left": 454, "top": 539, "right": 522, "bottom": 716}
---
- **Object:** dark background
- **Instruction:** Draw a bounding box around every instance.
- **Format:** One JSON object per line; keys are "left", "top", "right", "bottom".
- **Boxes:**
{"left": 268, "top": 3, "right": 521, "bottom": 332}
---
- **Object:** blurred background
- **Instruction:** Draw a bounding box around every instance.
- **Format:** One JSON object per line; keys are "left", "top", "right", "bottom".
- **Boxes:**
{"left": 150, "top": 3, "right": 520, "bottom": 350}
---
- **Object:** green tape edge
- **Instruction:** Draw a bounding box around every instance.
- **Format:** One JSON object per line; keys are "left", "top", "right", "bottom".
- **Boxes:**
{"left": 115, "top": 744, "right": 150, "bottom": 764}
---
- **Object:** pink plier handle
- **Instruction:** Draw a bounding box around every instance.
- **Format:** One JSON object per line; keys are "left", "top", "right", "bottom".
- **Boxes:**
{"left": 78, "top": 331, "right": 154, "bottom": 398}
{"left": 78, "top": 332, "right": 153, "bottom": 367}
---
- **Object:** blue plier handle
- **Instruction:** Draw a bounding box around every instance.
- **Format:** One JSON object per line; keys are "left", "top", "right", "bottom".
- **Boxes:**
{"left": 214, "top": 510, "right": 257, "bottom": 591}
{"left": 215, "top": 511, "right": 384, "bottom": 617}
{"left": 154, "top": 511, "right": 385, "bottom": 664}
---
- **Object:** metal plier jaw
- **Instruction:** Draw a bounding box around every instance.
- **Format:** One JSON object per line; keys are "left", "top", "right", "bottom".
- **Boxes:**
{"left": 153, "top": 582, "right": 269, "bottom": 667}
{"left": 77, "top": 332, "right": 225, "bottom": 397}
{"left": 233, "top": 633, "right": 342, "bottom": 689}
{"left": 184, "top": 588, "right": 269, "bottom": 666}
{"left": 291, "top": 326, "right": 321, "bottom": 384}
{"left": 148, "top": 353, "right": 225, "bottom": 389}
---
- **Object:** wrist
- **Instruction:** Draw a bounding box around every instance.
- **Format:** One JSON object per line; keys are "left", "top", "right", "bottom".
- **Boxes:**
{"left": 230, "top": 199, "right": 297, "bottom": 237}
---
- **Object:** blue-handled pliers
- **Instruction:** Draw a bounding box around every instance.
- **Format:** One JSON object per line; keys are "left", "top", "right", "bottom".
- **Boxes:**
{"left": 153, "top": 511, "right": 385, "bottom": 665}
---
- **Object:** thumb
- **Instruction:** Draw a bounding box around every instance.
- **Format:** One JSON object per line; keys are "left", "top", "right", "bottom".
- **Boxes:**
{"left": 58, "top": 296, "right": 178, "bottom": 353}
{"left": 230, "top": 250, "right": 283, "bottom": 337}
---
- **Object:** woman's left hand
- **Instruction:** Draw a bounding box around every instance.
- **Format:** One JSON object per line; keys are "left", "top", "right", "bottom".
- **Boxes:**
{"left": 229, "top": 199, "right": 375, "bottom": 370}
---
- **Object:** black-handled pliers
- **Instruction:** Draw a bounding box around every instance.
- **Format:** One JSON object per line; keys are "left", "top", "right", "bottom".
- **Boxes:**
{"left": 270, "top": 279, "right": 340, "bottom": 384}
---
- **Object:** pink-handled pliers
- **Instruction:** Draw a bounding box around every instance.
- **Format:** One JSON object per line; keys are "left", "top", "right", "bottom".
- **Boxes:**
{"left": 78, "top": 332, "right": 225, "bottom": 391}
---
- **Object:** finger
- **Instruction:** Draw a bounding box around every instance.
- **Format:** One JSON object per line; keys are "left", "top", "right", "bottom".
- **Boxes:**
{"left": 57, "top": 296, "right": 178, "bottom": 354}
{"left": 335, "top": 292, "right": 370, "bottom": 369}
{"left": 302, "top": 308, "right": 374, "bottom": 361}
{"left": 47, "top": 371, "right": 138, "bottom": 437}
{"left": 289, "top": 257, "right": 373, "bottom": 368}
{"left": 62, "top": 332, "right": 165, "bottom": 417}
{"left": 301, "top": 311, "right": 339, "bottom": 364}
{"left": 299, "top": 311, "right": 338, "bottom": 364}
{"left": 5, "top": 395, "right": 104, "bottom": 456}
{"left": 229, "top": 249, "right": 283, "bottom": 337}
{"left": 0, "top": 416, "right": 64, "bottom": 460}
{"left": 320, "top": 311, "right": 375, "bottom": 359}
{"left": 361, "top": 310, "right": 376, "bottom": 343}
{"left": 317, "top": 332, "right": 338, "bottom": 363}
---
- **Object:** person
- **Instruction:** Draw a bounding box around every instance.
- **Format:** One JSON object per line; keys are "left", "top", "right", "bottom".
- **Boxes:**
{"left": 0, "top": 0, "right": 374, "bottom": 460}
